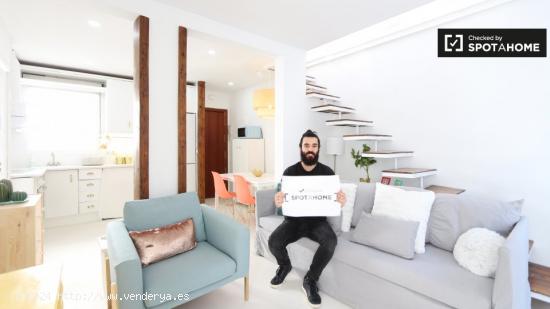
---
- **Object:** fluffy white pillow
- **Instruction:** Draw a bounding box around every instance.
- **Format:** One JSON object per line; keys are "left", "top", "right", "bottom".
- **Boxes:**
{"left": 453, "top": 227, "right": 505, "bottom": 277}
{"left": 339, "top": 183, "right": 357, "bottom": 232}
{"left": 371, "top": 183, "right": 435, "bottom": 253}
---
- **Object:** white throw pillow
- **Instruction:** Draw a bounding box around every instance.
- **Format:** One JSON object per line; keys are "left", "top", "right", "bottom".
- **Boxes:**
{"left": 371, "top": 183, "right": 435, "bottom": 253}
{"left": 339, "top": 183, "right": 357, "bottom": 232}
{"left": 453, "top": 227, "right": 505, "bottom": 277}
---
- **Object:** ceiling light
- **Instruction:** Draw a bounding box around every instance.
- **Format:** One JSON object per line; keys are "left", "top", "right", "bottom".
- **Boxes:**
{"left": 227, "top": 81, "right": 234, "bottom": 86}
{"left": 87, "top": 20, "right": 102, "bottom": 28}
{"left": 207, "top": 49, "right": 216, "bottom": 55}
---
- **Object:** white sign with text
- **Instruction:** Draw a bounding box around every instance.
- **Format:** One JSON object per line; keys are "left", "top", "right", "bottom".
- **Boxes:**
{"left": 281, "top": 175, "right": 341, "bottom": 217}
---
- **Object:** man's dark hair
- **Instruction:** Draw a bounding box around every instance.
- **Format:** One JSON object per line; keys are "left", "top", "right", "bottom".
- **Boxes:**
{"left": 299, "top": 129, "right": 321, "bottom": 148}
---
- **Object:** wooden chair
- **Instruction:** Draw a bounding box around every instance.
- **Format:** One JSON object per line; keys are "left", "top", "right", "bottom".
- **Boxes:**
{"left": 211, "top": 171, "right": 237, "bottom": 217}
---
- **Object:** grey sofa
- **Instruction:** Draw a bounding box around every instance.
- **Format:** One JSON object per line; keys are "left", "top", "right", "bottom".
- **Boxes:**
{"left": 255, "top": 184, "right": 531, "bottom": 309}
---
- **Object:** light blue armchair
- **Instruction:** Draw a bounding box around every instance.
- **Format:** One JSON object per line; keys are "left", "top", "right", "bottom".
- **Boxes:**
{"left": 107, "top": 192, "right": 250, "bottom": 309}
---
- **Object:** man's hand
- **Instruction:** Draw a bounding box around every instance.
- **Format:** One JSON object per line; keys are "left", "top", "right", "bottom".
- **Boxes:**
{"left": 336, "top": 190, "right": 347, "bottom": 208}
{"left": 274, "top": 192, "right": 285, "bottom": 208}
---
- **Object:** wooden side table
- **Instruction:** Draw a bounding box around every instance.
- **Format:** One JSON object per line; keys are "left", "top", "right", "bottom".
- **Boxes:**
{"left": 0, "top": 263, "right": 63, "bottom": 308}
{"left": 98, "top": 236, "right": 112, "bottom": 309}
{"left": 530, "top": 262, "right": 550, "bottom": 303}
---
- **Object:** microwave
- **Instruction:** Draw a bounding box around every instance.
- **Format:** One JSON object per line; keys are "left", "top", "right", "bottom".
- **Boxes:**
{"left": 237, "top": 126, "right": 263, "bottom": 139}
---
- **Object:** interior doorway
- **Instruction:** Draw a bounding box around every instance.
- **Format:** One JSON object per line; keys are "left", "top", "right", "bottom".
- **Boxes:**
{"left": 204, "top": 107, "right": 228, "bottom": 198}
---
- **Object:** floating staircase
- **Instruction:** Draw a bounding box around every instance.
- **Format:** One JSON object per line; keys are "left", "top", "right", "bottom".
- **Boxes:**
{"left": 306, "top": 75, "right": 438, "bottom": 188}
{"left": 311, "top": 104, "right": 355, "bottom": 115}
{"left": 382, "top": 168, "right": 438, "bottom": 188}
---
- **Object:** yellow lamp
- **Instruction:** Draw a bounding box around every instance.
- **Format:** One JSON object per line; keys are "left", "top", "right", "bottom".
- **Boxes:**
{"left": 253, "top": 88, "right": 275, "bottom": 118}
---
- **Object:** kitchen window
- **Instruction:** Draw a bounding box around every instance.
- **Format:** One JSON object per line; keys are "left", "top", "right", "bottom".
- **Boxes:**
{"left": 22, "top": 78, "right": 103, "bottom": 152}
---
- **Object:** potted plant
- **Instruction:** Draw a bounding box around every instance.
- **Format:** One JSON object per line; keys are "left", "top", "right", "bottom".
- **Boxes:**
{"left": 351, "top": 144, "right": 377, "bottom": 183}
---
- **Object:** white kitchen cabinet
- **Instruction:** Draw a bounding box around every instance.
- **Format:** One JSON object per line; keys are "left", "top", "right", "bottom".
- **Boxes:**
{"left": 105, "top": 79, "right": 134, "bottom": 135}
{"left": 99, "top": 167, "right": 134, "bottom": 219}
{"left": 44, "top": 170, "right": 78, "bottom": 218}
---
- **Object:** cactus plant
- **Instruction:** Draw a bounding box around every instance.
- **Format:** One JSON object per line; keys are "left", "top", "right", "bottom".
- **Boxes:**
{"left": 0, "top": 183, "right": 10, "bottom": 202}
{"left": 0, "top": 179, "right": 13, "bottom": 200}
{"left": 10, "top": 191, "right": 28, "bottom": 202}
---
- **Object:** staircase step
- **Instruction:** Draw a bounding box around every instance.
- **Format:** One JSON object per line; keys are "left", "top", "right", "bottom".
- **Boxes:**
{"left": 361, "top": 150, "right": 413, "bottom": 158}
{"left": 343, "top": 134, "right": 392, "bottom": 141}
{"left": 382, "top": 168, "right": 437, "bottom": 178}
{"left": 306, "top": 75, "right": 316, "bottom": 82}
{"left": 425, "top": 185, "right": 465, "bottom": 194}
{"left": 326, "top": 119, "right": 374, "bottom": 127}
{"left": 306, "top": 83, "right": 328, "bottom": 92}
{"left": 306, "top": 92, "right": 341, "bottom": 103}
{"left": 311, "top": 104, "right": 355, "bottom": 114}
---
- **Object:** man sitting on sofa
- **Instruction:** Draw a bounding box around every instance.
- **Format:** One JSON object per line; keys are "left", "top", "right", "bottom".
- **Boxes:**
{"left": 269, "top": 129, "right": 346, "bottom": 308}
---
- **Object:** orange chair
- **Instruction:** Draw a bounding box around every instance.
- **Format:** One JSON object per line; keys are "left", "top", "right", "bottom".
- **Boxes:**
{"left": 234, "top": 175, "right": 256, "bottom": 226}
{"left": 211, "top": 171, "right": 237, "bottom": 217}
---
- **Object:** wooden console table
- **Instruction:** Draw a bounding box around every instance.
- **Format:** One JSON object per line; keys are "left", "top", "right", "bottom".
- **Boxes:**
{"left": 530, "top": 262, "right": 550, "bottom": 303}
{"left": 0, "top": 195, "right": 44, "bottom": 273}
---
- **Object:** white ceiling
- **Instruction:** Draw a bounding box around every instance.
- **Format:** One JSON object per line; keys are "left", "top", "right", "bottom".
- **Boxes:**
{"left": 0, "top": 0, "right": 433, "bottom": 90}
{"left": 154, "top": 0, "right": 435, "bottom": 49}
{"left": 0, "top": 0, "right": 274, "bottom": 91}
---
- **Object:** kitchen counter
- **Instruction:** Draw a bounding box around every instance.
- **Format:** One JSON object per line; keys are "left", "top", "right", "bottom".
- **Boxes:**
{"left": 9, "top": 164, "right": 134, "bottom": 179}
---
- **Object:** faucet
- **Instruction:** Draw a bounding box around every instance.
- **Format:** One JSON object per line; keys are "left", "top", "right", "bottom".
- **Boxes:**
{"left": 48, "top": 152, "right": 61, "bottom": 166}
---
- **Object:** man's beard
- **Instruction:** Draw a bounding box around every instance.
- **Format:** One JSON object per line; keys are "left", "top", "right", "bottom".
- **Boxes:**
{"left": 301, "top": 150, "right": 319, "bottom": 166}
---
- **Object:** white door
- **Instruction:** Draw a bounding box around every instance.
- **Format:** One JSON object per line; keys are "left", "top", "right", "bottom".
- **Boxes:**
{"left": 99, "top": 167, "right": 134, "bottom": 219}
{"left": 44, "top": 170, "right": 79, "bottom": 218}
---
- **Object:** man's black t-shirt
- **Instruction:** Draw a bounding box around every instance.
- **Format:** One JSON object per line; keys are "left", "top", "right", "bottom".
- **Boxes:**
{"left": 283, "top": 161, "right": 335, "bottom": 177}
{"left": 282, "top": 161, "right": 335, "bottom": 221}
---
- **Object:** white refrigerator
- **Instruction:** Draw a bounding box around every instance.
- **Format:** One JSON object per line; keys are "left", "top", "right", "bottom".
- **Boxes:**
{"left": 232, "top": 138, "right": 264, "bottom": 173}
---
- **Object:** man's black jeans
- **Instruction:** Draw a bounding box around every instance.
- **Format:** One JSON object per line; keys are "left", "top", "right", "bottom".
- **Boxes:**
{"left": 268, "top": 217, "right": 337, "bottom": 281}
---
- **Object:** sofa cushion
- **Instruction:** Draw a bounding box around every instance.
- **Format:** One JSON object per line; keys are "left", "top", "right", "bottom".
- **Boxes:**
{"left": 453, "top": 227, "right": 505, "bottom": 277}
{"left": 350, "top": 183, "right": 427, "bottom": 227}
{"left": 428, "top": 193, "right": 523, "bottom": 251}
{"left": 142, "top": 241, "right": 236, "bottom": 308}
{"left": 124, "top": 192, "right": 206, "bottom": 242}
{"left": 351, "top": 213, "right": 419, "bottom": 259}
{"left": 350, "top": 182, "right": 376, "bottom": 227}
{"left": 327, "top": 183, "right": 357, "bottom": 233}
{"left": 336, "top": 233, "right": 493, "bottom": 309}
{"left": 259, "top": 215, "right": 285, "bottom": 232}
{"left": 129, "top": 218, "right": 197, "bottom": 266}
{"left": 371, "top": 183, "right": 435, "bottom": 254}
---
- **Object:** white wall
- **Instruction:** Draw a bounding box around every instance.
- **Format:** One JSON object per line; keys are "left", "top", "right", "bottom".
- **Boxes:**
{"left": 0, "top": 20, "right": 11, "bottom": 178}
{"left": 229, "top": 82, "right": 275, "bottom": 173}
{"left": 307, "top": 0, "right": 550, "bottom": 265}
{"left": 102, "top": 0, "right": 307, "bottom": 196}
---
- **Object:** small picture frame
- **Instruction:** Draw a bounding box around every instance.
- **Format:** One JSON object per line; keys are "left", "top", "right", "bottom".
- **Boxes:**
{"left": 381, "top": 176, "right": 391, "bottom": 185}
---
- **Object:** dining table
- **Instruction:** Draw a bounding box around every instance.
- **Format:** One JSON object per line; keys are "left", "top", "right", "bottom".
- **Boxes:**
{"left": 216, "top": 172, "right": 278, "bottom": 209}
